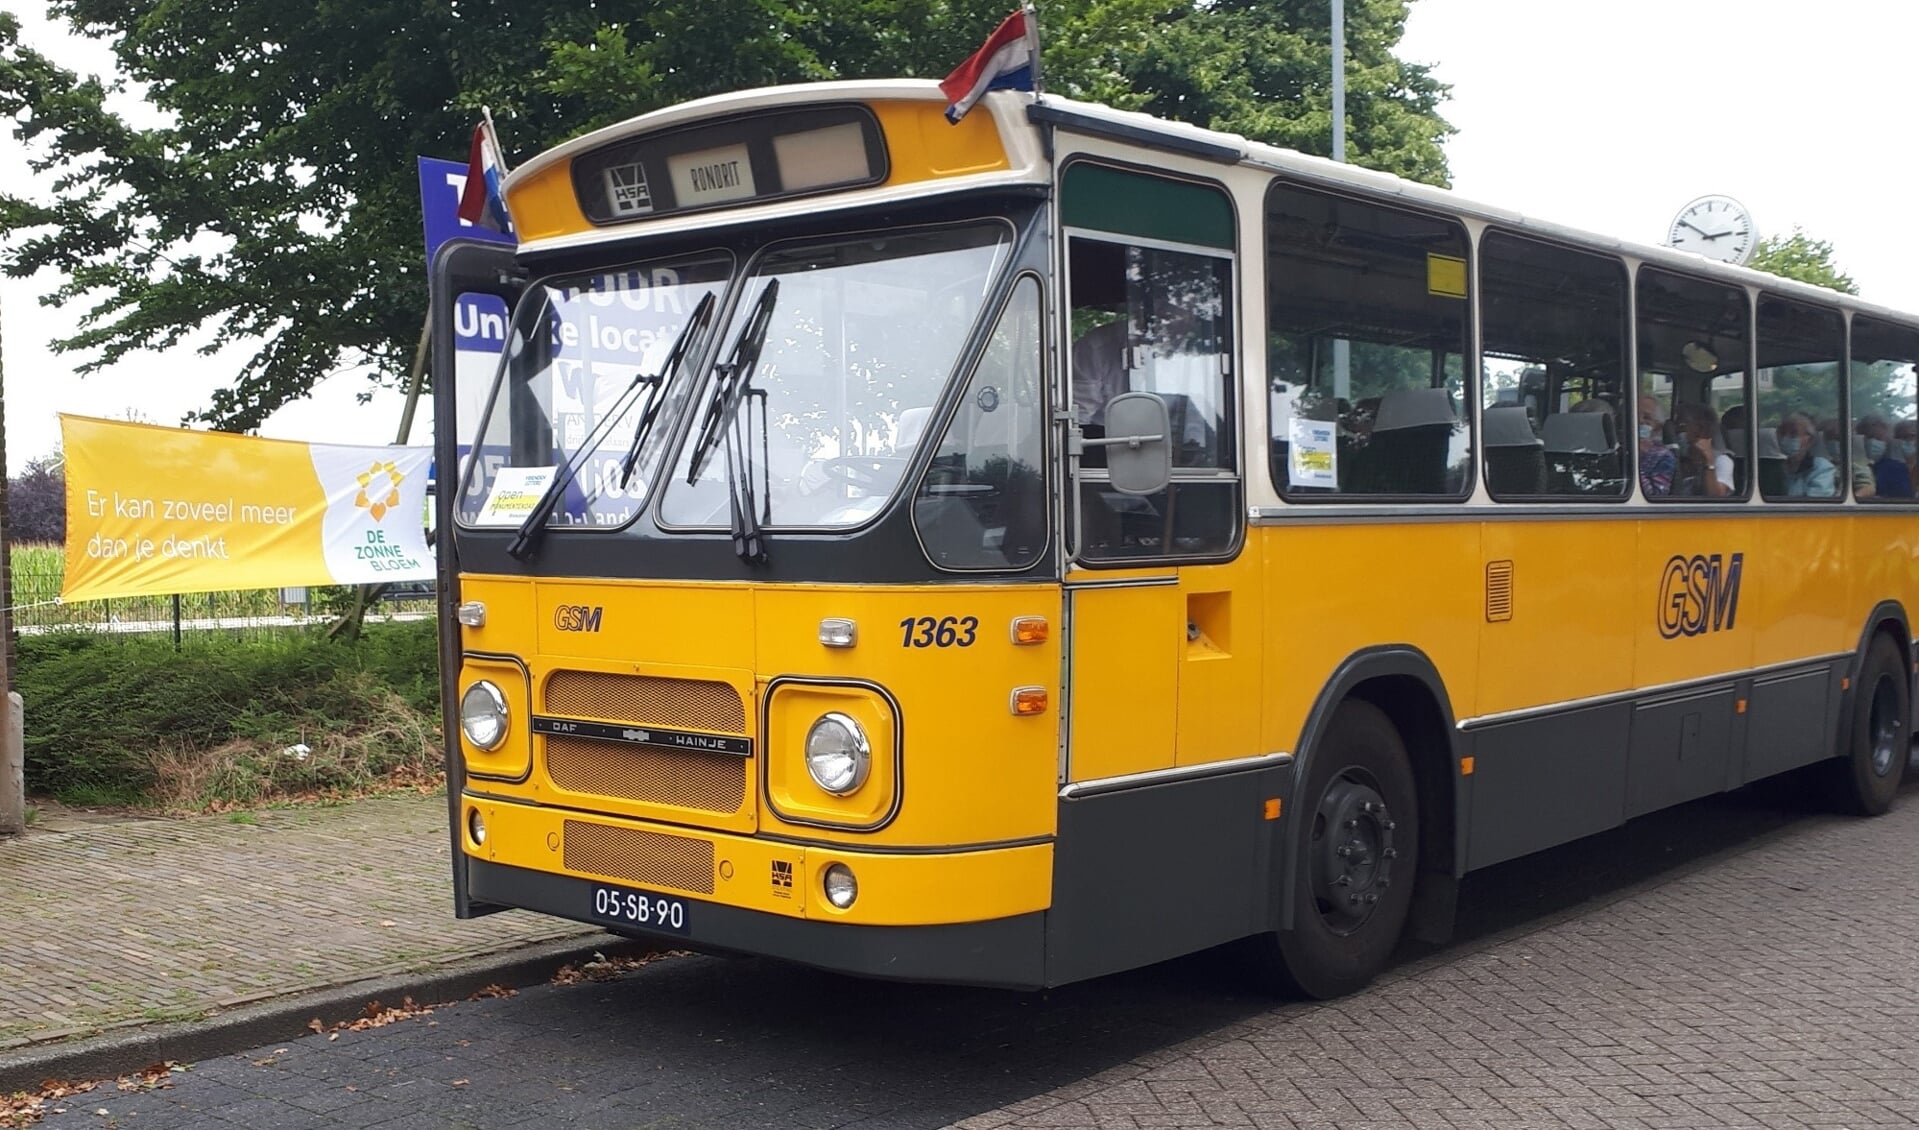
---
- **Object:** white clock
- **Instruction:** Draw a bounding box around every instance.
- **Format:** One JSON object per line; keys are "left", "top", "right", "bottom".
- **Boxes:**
{"left": 1666, "top": 195, "right": 1757, "bottom": 266}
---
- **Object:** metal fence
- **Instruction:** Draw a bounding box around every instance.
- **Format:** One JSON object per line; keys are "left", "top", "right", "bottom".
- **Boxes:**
{"left": 9, "top": 572, "right": 436, "bottom": 640}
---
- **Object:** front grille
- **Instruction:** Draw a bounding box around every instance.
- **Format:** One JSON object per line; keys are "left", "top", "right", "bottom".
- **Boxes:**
{"left": 546, "top": 736, "right": 747, "bottom": 813}
{"left": 564, "top": 819, "right": 715, "bottom": 894}
{"left": 545, "top": 671, "right": 745, "bottom": 733}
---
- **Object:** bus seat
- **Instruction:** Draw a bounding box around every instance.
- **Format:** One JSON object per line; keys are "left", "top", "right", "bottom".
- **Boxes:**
{"left": 1543, "top": 410, "right": 1621, "bottom": 493}
{"left": 1483, "top": 404, "right": 1544, "bottom": 495}
{"left": 895, "top": 405, "right": 934, "bottom": 451}
{"left": 1366, "top": 388, "right": 1456, "bottom": 494}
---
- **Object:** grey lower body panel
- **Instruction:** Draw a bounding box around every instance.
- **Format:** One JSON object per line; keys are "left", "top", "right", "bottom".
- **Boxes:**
{"left": 466, "top": 857, "right": 1047, "bottom": 989}
{"left": 1045, "top": 759, "right": 1292, "bottom": 986}
{"left": 1462, "top": 660, "right": 1844, "bottom": 872}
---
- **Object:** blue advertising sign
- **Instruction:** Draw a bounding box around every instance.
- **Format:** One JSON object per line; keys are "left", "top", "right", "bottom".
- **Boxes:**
{"left": 420, "top": 156, "right": 515, "bottom": 512}
{"left": 418, "top": 155, "right": 515, "bottom": 264}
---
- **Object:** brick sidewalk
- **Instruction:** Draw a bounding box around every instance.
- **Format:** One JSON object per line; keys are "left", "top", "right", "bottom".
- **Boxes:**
{"left": 0, "top": 793, "right": 595, "bottom": 1048}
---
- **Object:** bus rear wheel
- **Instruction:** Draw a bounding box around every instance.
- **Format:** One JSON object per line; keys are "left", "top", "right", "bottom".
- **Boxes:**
{"left": 1262, "top": 699, "right": 1419, "bottom": 999}
{"left": 1831, "top": 634, "right": 1910, "bottom": 816}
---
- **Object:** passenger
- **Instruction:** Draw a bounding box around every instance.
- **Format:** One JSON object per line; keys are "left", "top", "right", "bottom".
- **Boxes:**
{"left": 1777, "top": 412, "right": 1838, "bottom": 497}
{"left": 1851, "top": 436, "right": 1877, "bottom": 500}
{"left": 1719, "top": 403, "right": 1749, "bottom": 456}
{"left": 1638, "top": 395, "right": 1676, "bottom": 496}
{"left": 1858, "top": 415, "right": 1912, "bottom": 497}
{"left": 1670, "top": 400, "right": 1732, "bottom": 497}
{"left": 1895, "top": 418, "right": 1918, "bottom": 469}
{"left": 1070, "top": 316, "right": 1129, "bottom": 431}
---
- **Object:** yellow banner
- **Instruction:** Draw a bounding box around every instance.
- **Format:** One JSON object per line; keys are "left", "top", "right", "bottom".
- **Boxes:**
{"left": 61, "top": 416, "right": 435, "bottom": 603}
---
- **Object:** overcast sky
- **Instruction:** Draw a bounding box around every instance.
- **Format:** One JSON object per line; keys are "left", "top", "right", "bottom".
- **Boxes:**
{"left": 0, "top": 0, "right": 1911, "bottom": 472}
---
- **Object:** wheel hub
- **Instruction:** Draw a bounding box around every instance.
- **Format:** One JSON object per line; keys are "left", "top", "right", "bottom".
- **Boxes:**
{"left": 1310, "top": 775, "right": 1400, "bottom": 934}
{"left": 1869, "top": 674, "right": 1901, "bottom": 777}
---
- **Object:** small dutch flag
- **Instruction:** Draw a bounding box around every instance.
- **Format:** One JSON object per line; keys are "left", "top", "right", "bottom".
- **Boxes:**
{"left": 456, "top": 112, "right": 514, "bottom": 237}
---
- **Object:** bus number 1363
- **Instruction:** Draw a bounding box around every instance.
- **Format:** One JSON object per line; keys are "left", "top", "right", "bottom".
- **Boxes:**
{"left": 899, "top": 616, "right": 978, "bottom": 648}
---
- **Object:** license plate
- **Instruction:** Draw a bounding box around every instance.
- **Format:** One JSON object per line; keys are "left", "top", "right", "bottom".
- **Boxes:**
{"left": 587, "top": 883, "right": 692, "bottom": 935}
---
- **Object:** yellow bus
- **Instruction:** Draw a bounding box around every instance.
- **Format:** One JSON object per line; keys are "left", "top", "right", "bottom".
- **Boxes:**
{"left": 430, "top": 80, "right": 1916, "bottom": 998}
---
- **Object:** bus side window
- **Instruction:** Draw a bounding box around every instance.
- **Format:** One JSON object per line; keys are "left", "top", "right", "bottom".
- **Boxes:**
{"left": 1068, "top": 234, "right": 1238, "bottom": 561}
{"left": 1479, "top": 232, "right": 1629, "bottom": 499}
{"left": 1636, "top": 268, "right": 1750, "bottom": 502}
{"left": 1850, "top": 317, "right": 1919, "bottom": 503}
{"left": 1755, "top": 295, "right": 1844, "bottom": 501}
{"left": 1266, "top": 183, "right": 1472, "bottom": 499}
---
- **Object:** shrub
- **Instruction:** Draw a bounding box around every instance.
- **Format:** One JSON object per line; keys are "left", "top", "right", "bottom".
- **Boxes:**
{"left": 19, "top": 620, "right": 442, "bottom": 806}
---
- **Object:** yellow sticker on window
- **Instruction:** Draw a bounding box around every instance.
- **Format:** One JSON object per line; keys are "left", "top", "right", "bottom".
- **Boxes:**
{"left": 1427, "top": 253, "right": 1468, "bottom": 299}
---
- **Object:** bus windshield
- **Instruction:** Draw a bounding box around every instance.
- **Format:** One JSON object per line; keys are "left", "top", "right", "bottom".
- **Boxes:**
{"left": 456, "top": 253, "right": 734, "bottom": 530}
{"left": 660, "top": 221, "right": 1011, "bottom": 530}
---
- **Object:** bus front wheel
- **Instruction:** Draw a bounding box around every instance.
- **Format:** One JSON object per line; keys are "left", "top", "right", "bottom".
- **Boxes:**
{"left": 1831, "top": 634, "right": 1910, "bottom": 816}
{"left": 1261, "top": 699, "right": 1419, "bottom": 999}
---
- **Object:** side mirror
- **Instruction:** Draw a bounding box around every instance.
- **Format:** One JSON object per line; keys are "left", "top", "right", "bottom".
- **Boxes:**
{"left": 1095, "top": 392, "right": 1172, "bottom": 496}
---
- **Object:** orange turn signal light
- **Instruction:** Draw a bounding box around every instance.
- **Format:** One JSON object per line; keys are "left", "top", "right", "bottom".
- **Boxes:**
{"left": 1010, "top": 616, "right": 1050, "bottom": 645}
{"left": 1009, "top": 686, "right": 1048, "bottom": 716}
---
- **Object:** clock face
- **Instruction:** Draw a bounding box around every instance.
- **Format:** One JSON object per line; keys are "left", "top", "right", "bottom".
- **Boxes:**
{"left": 1667, "top": 195, "right": 1756, "bottom": 265}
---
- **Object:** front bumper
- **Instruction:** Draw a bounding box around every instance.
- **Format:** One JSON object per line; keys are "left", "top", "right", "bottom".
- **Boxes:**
{"left": 466, "top": 857, "right": 1047, "bottom": 988}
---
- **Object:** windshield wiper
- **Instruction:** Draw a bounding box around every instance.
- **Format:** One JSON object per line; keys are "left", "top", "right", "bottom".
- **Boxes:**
{"left": 505, "top": 295, "right": 716, "bottom": 561}
{"left": 687, "top": 279, "right": 779, "bottom": 562}
{"left": 618, "top": 290, "right": 714, "bottom": 491}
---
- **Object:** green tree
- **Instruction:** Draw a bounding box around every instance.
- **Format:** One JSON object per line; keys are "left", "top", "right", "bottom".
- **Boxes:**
{"left": 1743, "top": 228, "right": 1914, "bottom": 438}
{"left": 1747, "top": 227, "right": 1859, "bottom": 296}
{"left": 0, "top": 3, "right": 1449, "bottom": 431}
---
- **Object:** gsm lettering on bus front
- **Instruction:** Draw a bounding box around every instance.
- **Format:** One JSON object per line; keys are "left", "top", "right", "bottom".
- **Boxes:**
{"left": 1658, "top": 553, "right": 1745, "bottom": 640}
{"left": 553, "top": 604, "right": 604, "bottom": 633}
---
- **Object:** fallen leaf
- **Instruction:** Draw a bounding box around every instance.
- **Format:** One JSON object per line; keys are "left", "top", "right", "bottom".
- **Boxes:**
{"left": 306, "top": 1018, "right": 324, "bottom": 1034}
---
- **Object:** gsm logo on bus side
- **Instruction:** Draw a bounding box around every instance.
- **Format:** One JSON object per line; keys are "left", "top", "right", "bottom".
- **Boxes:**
{"left": 1658, "top": 553, "right": 1744, "bottom": 639}
{"left": 554, "top": 604, "right": 604, "bottom": 632}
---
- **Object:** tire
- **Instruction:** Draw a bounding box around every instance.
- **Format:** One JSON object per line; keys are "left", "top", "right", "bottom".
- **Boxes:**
{"left": 1831, "top": 634, "right": 1910, "bottom": 816}
{"left": 1256, "top": 699, "right": 1420, "bottom": 999}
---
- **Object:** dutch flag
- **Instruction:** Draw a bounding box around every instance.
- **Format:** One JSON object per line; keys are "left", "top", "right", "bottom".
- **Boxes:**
{"left": 457, "top": 115, "right": 514, "bottom": 236}
{"left": 939, "top": 8, "right": 1038, "bottom": 124}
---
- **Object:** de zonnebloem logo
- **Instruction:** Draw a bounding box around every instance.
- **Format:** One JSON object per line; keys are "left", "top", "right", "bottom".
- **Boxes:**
{"left": 354, "top": 461, "right": 405, "bottom": 521}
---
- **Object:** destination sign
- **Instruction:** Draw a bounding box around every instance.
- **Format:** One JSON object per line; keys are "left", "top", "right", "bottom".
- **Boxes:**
{"left": 571, "top": 104, "right": 887, "bottom": 226}
{"left": 668, "top": 143, "right": 757, "bottom": 208}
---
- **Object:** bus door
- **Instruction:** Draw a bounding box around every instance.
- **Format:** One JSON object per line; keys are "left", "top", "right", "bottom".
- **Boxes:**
{"left": 1059, "top": 163, "right": 1252, "bottom": 781}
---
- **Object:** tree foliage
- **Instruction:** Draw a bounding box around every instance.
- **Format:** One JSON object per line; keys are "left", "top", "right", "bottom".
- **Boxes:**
{"left": 1747, "top": 227, "right": 1858, "bottom": 296}
{"left": 0, "top": 1, "right": 1450, "bottom": 430}
{"left": 7, "top": 454, "right": 65, "bottom": 543}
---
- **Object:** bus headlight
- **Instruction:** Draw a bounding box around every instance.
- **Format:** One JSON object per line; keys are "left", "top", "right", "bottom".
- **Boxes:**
{"left": 804, "top": 712, "right": 870, "bottom": 795}
{"left": 460, "top": 681, "right": 509, "bottom": 751}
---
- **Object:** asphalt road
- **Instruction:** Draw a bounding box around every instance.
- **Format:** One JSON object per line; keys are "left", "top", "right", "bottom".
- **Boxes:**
{"left": 43, "top": 753, "right": 1919, "bottom": 1130}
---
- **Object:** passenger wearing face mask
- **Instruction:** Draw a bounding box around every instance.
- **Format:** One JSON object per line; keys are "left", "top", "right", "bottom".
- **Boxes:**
{"left": 1670, "top": 400, "right": 1732, "bottom": 498}
{"left": 1637, "top": 395, "right": 1676, "bottom": 496}
{"left": 1777, "top": 412, "right": 1838, "bottom": 498}
{"left": 1858, "top": 415, "right": 1913, "bottom": 498}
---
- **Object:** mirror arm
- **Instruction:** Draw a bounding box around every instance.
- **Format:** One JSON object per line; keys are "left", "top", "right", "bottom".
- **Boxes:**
{"left": 1080, "top": 432, "right": 1166, "bottom": 450}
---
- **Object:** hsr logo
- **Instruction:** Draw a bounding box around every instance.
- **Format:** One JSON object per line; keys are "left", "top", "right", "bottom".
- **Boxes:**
{"left": 1657, "top": 553, "right": 1744, "bottom": 639}
{"left": 553, "top": 604, "right": 604, "bottom": 633}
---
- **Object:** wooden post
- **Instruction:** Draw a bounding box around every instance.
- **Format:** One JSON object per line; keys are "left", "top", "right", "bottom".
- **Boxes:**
{"left": 0, "top": 291, "right": 22, "bottom": 835}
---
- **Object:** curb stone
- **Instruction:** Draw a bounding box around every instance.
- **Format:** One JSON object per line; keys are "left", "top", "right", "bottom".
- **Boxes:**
{"left": 0, "top": 932, "right": 655, "bottom": 1094}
